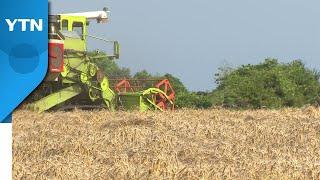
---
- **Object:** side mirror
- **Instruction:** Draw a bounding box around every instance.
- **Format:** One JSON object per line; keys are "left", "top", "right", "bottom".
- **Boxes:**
{"left": 114, "top": 41, "right": 120, "bottom": 59}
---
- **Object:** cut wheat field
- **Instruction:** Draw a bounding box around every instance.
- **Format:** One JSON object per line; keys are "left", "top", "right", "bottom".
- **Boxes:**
{"left": 13, "top": 107, "right": 320, "bottom": 179}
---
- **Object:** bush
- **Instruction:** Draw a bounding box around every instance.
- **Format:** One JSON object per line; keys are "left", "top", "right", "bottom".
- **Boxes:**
{"left": 163, "top": 74, "right": 212, "bottom": 109}
{"left": 175, "top": 92, "right": 212, "bottom": 109}
{"left": 213, "top": 59, "right": 320, "bottom": 108}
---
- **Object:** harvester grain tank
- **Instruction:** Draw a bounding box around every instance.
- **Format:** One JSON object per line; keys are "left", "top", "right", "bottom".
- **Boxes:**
{"left": 28, "top": 8, "right": 175, "bottom": 112}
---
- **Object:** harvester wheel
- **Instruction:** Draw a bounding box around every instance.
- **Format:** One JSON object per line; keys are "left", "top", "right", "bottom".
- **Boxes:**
{"left": 89, "top": 88, "right": 99, "bottom": 102}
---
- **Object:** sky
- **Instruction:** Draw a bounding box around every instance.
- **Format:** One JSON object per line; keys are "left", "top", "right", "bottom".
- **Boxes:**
{"left": 49, "top": 0, "right": 320, "bottom": 91}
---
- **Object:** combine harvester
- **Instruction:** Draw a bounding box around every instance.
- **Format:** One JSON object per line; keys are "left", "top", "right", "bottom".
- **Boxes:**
{"left": 27, "top": 8, "right": 175, "bottom": 112}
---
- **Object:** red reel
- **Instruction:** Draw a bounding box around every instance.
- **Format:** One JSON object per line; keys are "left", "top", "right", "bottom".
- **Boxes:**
{"left": 154, "top": 79, "right": 175, "bottom": 111}
{"left": 115, "top": 79, "right": 134, "bottom": 93}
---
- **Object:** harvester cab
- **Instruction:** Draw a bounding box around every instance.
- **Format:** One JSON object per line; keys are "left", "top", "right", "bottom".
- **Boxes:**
{"left": 48, "top": 9, "right": 119, "bottom": 81}
{"left": 28, "top": 8, "right": 175, "bottom": 112}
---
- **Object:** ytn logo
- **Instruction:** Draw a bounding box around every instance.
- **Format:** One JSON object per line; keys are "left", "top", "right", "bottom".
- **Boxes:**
{"left": 5, "top": 19, "right": 43, "bottom": 32}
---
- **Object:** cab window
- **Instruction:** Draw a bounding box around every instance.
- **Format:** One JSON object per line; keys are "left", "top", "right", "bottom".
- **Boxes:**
{"left": 61, "top": 20, "right": 68, "bottom": 31}
{"left": 72, "top": 22, "right": 83, "bottom": 38}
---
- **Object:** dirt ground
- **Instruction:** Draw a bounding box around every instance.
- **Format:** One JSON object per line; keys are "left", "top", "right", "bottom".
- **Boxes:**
{"left": 13, "top": 107, "right": 320, "bottom": 179}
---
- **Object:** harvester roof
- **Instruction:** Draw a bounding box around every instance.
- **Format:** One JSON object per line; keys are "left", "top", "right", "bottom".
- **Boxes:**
{"left": 59, "top": 8, "right": 109, "bottom": 23}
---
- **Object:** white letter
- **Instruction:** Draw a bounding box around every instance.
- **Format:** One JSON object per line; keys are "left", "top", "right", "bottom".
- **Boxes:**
{"left": 18, "top": 19, "right": 30, "bottom": 31}
{"left": 5, "top": 19, "right": 17, "bottom": 32}
{"left": 30, "top": 19, "right": 43, "bottom": 31}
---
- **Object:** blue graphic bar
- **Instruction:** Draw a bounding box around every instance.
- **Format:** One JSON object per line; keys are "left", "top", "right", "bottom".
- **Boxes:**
{"left": 2, "top": 114, "right": 12, "bottom": 123}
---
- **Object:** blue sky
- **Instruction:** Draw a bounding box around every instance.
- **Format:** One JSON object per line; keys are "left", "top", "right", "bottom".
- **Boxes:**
{"left": 49, "top": 0, "right": 320, "bottom": 91}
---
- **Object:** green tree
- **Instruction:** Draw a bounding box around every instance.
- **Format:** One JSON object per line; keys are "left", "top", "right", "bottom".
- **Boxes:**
{"left": 175, "top": 92, "right": 212, "bottom": 109}
{"left": 213, "top": 59, "right": 320, "bottom": 108}
{"left": 133, "top": 70, "right": 153, "bottom": 79}
{"left": 132, "top": 70, "right": 156, "bottom": 88}
{"left": 164, "top": 73, "right": 188, "bottom": 94}
{"left": 92, "top": 51, "right": 131, "bottom": 78}
{"left": 162, "top": 74, "right": 212, "bottom": 108}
